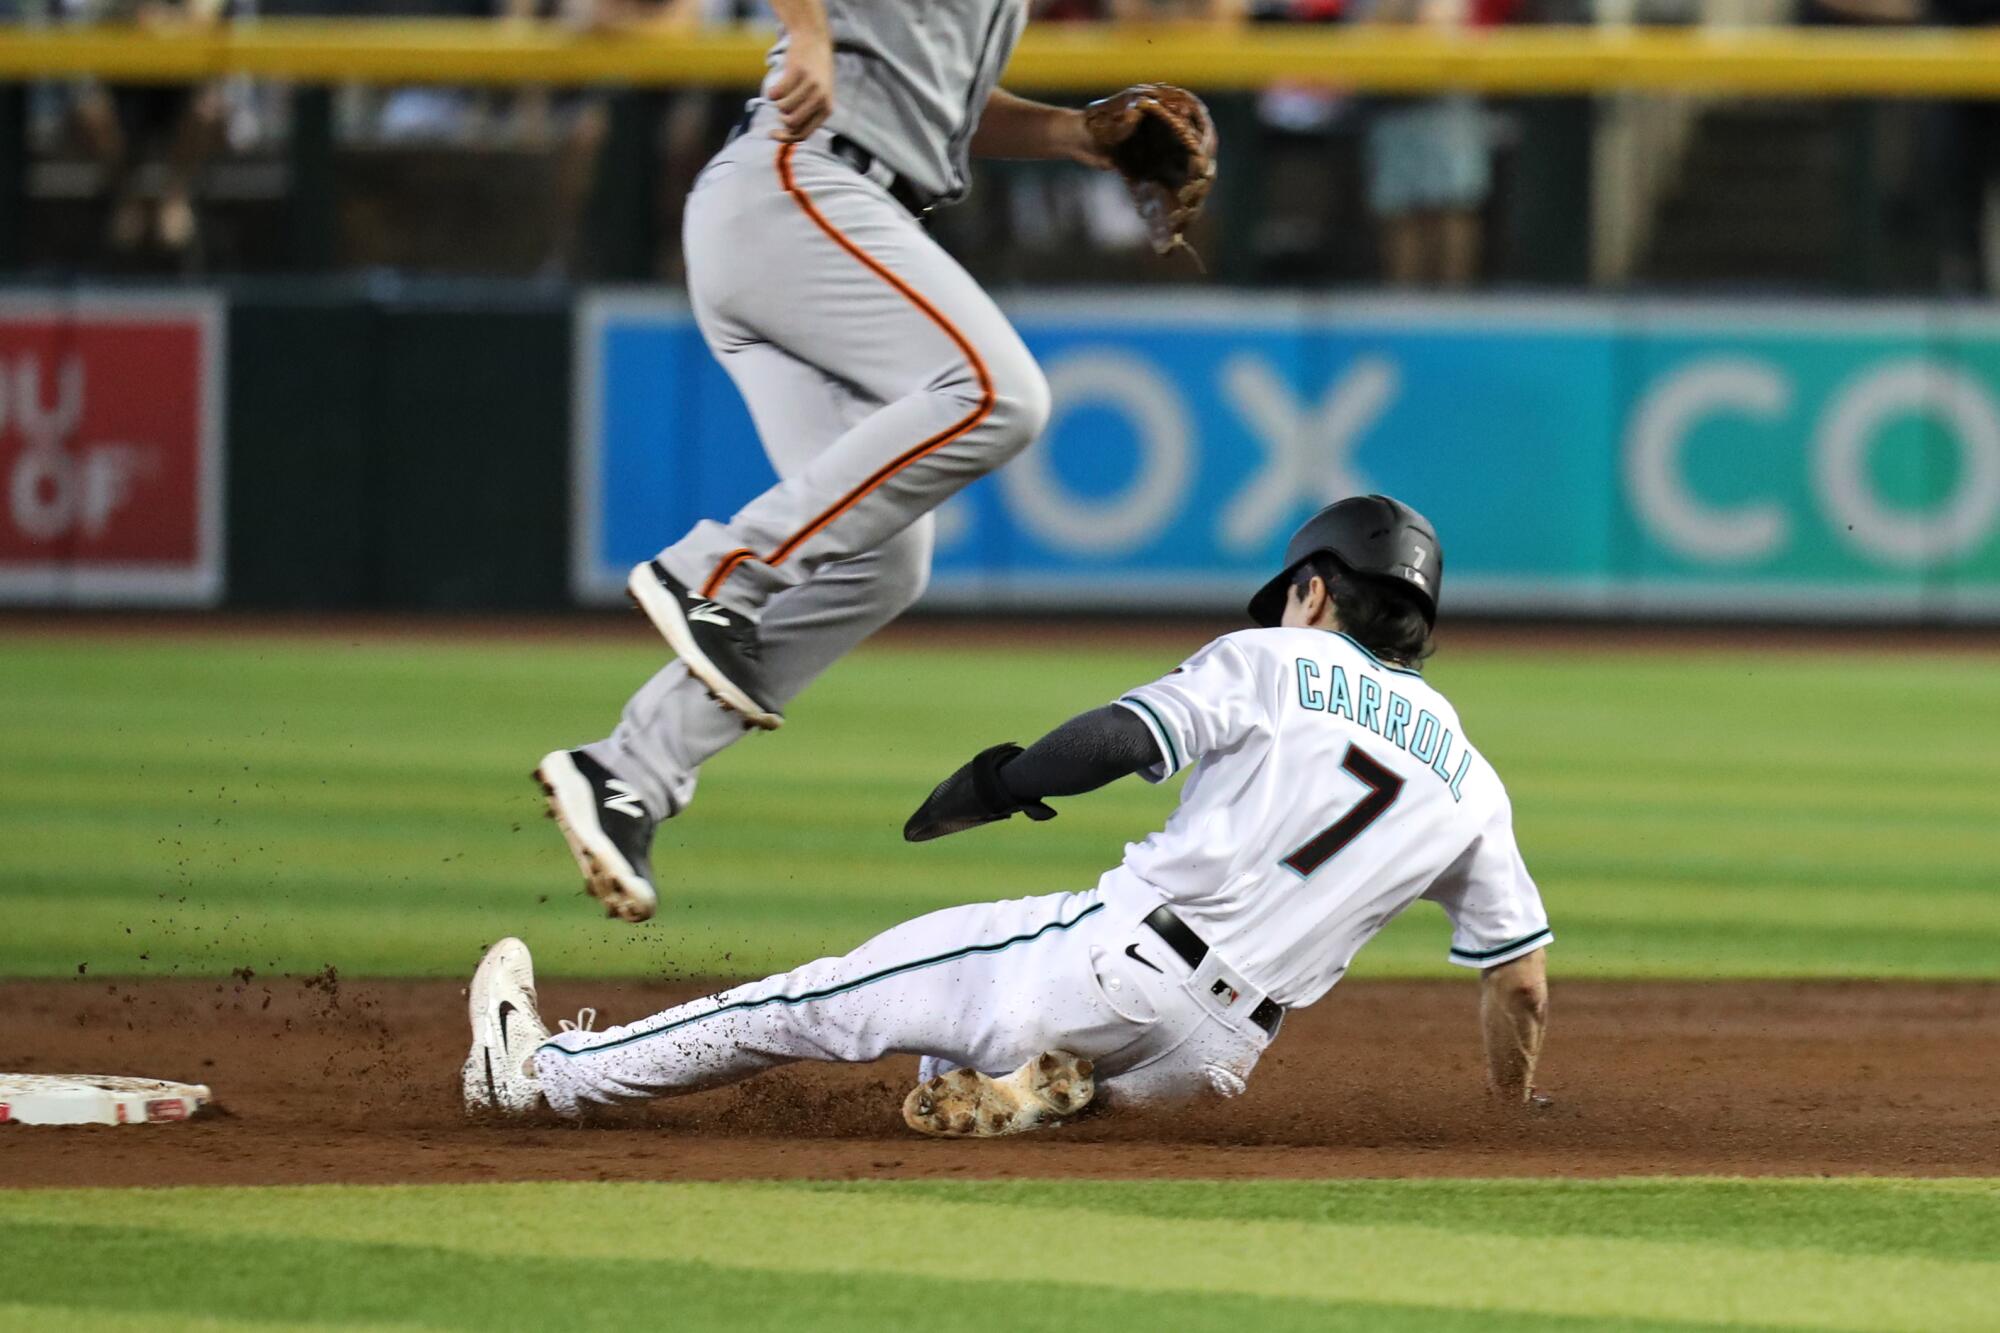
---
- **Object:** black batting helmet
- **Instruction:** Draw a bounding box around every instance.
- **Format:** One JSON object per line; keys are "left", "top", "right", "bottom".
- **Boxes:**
{"left": 1246, "top": 495, "right": 1443, "bottom": 629}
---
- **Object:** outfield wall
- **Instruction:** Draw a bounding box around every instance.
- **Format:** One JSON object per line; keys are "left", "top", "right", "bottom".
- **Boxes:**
{"left": 4, "top": 282, "right": 2000, "bottom": 621}
{"left": 581, "top": 291, "right": 2000, "bottom": 622}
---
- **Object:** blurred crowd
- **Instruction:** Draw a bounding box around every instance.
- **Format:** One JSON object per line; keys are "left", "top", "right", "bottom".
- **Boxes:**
{"left": 29, "top": 0, "right": 238, "bottom": 264}
{"left": 8, "top": 0, "right": 1999, "bottom": 292}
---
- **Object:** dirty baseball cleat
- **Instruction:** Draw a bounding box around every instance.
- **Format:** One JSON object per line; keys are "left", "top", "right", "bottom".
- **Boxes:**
{"left": 626, "top": 560, "right": 784, "bottom": 731}
{"left": 535, "top": 749, "right": 659, "bottom": 923}
{"left": 462, "top": 937, "right": 551, "bottom": 1116}
{"left": 902, "top": 1050, "right": 1095, "bottom": 1137}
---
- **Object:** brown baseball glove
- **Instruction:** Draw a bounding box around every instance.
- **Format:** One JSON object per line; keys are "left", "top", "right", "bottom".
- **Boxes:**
{"left": 1082, "top": 83, "right": 1218, "bottom": 266}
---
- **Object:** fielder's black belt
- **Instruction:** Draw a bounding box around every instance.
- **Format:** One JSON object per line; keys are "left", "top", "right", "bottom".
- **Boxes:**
{"left": 1143, "top": 905, "right": 1285, "bottom": 1036}
{"left": 825, "top": 134, "right": 935, "bottom": 218}
{"left": 724, "top": 105, "right": 933, "bottom": 218}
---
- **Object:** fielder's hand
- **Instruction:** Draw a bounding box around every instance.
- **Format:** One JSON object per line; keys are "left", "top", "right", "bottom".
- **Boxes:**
{"left": 904, "top": 743, "right": 1058, "bottom": 843}
{"left": 769, "top": 34, "right": 835, "bottom": 142}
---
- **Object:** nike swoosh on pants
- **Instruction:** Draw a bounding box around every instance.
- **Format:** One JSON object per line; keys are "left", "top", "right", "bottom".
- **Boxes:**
{"left": 1124, "top": 943, "right": 1163, "bottom": 974}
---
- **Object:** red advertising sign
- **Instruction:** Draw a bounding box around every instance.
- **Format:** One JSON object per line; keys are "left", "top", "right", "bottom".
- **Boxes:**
{"left": 0, "top": 295, "right": 224, "bottom": 605}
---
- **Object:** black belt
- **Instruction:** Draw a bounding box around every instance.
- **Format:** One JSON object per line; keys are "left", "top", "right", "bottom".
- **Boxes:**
{"left": 1143, "top": 905, "right": 1284, "bottom": 1036}
{"left": 826, "top": 134, "right": 934, "bottom": 218}
{"left": 725, "top": 105, "right": 932, "bottom": 218}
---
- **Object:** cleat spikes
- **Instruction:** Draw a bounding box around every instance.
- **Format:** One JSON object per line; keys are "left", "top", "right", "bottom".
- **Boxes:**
{"left": 901, "top": 1050, "right": 1096, "bottom": 1139}
{"left": 535, "top": 751, "right": 660, "bottom": 925}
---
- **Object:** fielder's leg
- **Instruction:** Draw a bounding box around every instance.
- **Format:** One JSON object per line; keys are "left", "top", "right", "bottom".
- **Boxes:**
{"left": 542, "top": 352, "right": 936, "bottom": 917}
{"left": 544, "top": 525, "right": 931, "bottom": 919}
{"left": 635, "top": 131, "right": 1049, "bottom": 724}
{"left": 580, "top": 338, "right": 935, "bottom": 821}
{"left": 584, "top": 523, "right": 930, "bottom": 818}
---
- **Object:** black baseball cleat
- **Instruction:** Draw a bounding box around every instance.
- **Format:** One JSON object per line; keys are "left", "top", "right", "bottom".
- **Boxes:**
{"left": 534, "top": 749, "right": 660, "bottom": 923}
{"left": 626, "top": 560, "right": 784, "bottom": 731}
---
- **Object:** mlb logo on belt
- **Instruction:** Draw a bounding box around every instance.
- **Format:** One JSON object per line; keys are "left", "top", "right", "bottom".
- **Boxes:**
{"left": 1190, "top": 948, "right": 1256, "bottom": 1016}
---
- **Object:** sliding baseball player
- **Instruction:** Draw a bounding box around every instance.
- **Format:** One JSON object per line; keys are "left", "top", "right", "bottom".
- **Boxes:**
{"left": 469, "top": 496, "right": 1554, "bottom": 1135}
{"left": 535, "top": 0, "right": 1218, "bottom": 924}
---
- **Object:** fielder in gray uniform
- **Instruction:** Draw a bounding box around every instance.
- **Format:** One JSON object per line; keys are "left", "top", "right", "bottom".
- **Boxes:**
{"left": 536, "top": 0, "right": 1216, "bottom": 923}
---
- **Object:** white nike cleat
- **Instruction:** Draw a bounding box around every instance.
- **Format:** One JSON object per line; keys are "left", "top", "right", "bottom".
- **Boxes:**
{"left": 462, "top": 937, "right": 552, "bottom": 1116}
{"left": 535, "top": 749, "right": 659, "bottom": 924}
{"left": 902, "top": 1050, "right": 1096, "bottom": 1138}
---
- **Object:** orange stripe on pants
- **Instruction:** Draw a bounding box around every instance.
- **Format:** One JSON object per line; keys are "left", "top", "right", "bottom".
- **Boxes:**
{"left": 700, "top": 141, "right": 996, "bottom": 602}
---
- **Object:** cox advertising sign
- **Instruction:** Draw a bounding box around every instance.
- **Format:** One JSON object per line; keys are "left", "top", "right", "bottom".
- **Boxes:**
{"left": 0, "top": 294, "right": 225, "bottom": 607}
{"left": 575, "top": 292, "right": 2000, "bottom": 621}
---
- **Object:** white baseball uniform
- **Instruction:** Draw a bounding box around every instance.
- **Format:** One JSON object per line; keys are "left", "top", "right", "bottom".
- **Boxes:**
{"left": 584, "top": 1, "right": 1046, "bottom": 820}
{"left": 535, "top": 626, "right": 1552, "bottom": 1114}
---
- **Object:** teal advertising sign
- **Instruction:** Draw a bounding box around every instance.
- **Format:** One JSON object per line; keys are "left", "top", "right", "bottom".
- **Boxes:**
{"left": 577, "top": 294, "right": 2000, "bottom": 621}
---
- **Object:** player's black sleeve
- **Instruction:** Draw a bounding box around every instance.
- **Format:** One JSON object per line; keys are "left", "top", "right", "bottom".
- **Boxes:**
{"left": 998, "top": 704, "right": 1165, "bottom": 802}
{"left": 903, "top": 706, "right": 1164, "bottom": 842}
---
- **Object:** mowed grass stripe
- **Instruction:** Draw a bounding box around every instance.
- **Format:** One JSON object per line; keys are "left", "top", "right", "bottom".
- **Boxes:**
{"left": 821, "top": 1178, "right": 2000, "bottom": 1264}
{"left": 0, "top": 1219, "right": 1776, "bottom": 1333}
{"left": 2, "top": 634, "right": 1997, "bottom": 979}
{"left": 0, "top": 1305, "right": 414, "bottom": 1333}
{"left": 4, "top": 1182, "right": 1998, "bottom": 1331}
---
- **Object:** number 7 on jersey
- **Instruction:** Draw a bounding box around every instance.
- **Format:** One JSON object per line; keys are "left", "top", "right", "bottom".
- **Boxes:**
{"left": 1282, "top": 744, "right": 1405, "bottom": 877}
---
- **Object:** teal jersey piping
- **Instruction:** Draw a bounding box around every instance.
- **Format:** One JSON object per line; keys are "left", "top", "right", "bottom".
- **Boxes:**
{"left": 541, "top": 901, "right": 1108, "bottom": 1059}
{"left": 1118, "top": 695, "right": 1181, "bottom": 772}
{"left": 1449, "top": 928, "right": 1553, "bottom": 963}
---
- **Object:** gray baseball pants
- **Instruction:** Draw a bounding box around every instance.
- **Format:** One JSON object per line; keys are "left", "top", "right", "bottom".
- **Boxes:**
{"left": 586, "top": 118, "right": 1050, "bottom": 818}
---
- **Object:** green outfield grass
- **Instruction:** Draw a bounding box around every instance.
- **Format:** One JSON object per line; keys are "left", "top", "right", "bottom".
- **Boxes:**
{"left": 0, "top": 1178, "right": 1996, "bottom": 1331}
{"left": 1, "top": 630, "right": 1996, "bottom": 980}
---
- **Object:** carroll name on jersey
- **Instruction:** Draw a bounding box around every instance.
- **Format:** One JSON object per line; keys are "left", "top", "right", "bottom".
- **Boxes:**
{"left": 1292, "top": 639, "right": 1471, "bottom": 801}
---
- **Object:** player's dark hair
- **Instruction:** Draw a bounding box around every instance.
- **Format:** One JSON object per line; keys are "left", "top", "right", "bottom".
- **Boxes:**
{"left": 1292, "top": 553, "right": 1435, "bottom": 669}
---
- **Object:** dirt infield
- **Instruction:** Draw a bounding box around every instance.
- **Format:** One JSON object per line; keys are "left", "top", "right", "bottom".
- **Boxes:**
{"left": 3, "top": 977, "right": 1996, "bottom": 1186}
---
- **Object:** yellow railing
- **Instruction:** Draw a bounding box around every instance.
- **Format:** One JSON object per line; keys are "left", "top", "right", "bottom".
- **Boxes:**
{"left": 3, "top": 21, "right": 2000, "bottom": 96}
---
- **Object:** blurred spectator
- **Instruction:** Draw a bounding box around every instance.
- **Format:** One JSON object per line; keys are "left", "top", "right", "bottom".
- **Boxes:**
{"left": 357, "top": 0, "right": 764, "bottom": 276}
{"left": 1000, "top": 0, "right": 1243, "bottom": 270}
{"left": 502, "top": 0, "right": 623, "bottom": 276}
{"left": 1801, "top": 0, "right": 1920, "bottom": 18}
{"left": 1244, "top": 0, "right": 1368, "bottom": 284}
{"left": 61, "top": 0, "right": 232, "bottom": 260}
{"left": 1361, "top": 0, "right": 1507, "bottom": 287}
{"left": 1103, "top": 0, "right": 1245, "bottom": 13}
{"left": 1801, "top": 0, "right": 1996, "bottom": 292}
{"left": 528, "top": 0, "right": 770, "bottom": 277}
{"left": 1929, "top": 0, "right": 2000, "bottom": 292}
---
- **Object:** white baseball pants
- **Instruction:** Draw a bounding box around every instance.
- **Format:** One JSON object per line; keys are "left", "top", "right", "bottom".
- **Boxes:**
{"left": 585, "top": 116, "right": 1049, "bottom": 818}
{"left": 533, "top": 884, "right": 1278, "bottom": 1116}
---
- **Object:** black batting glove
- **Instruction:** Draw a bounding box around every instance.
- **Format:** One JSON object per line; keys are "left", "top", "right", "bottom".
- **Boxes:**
{"left": 903, "top": 743, "right": 1059, "bottom": 843}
